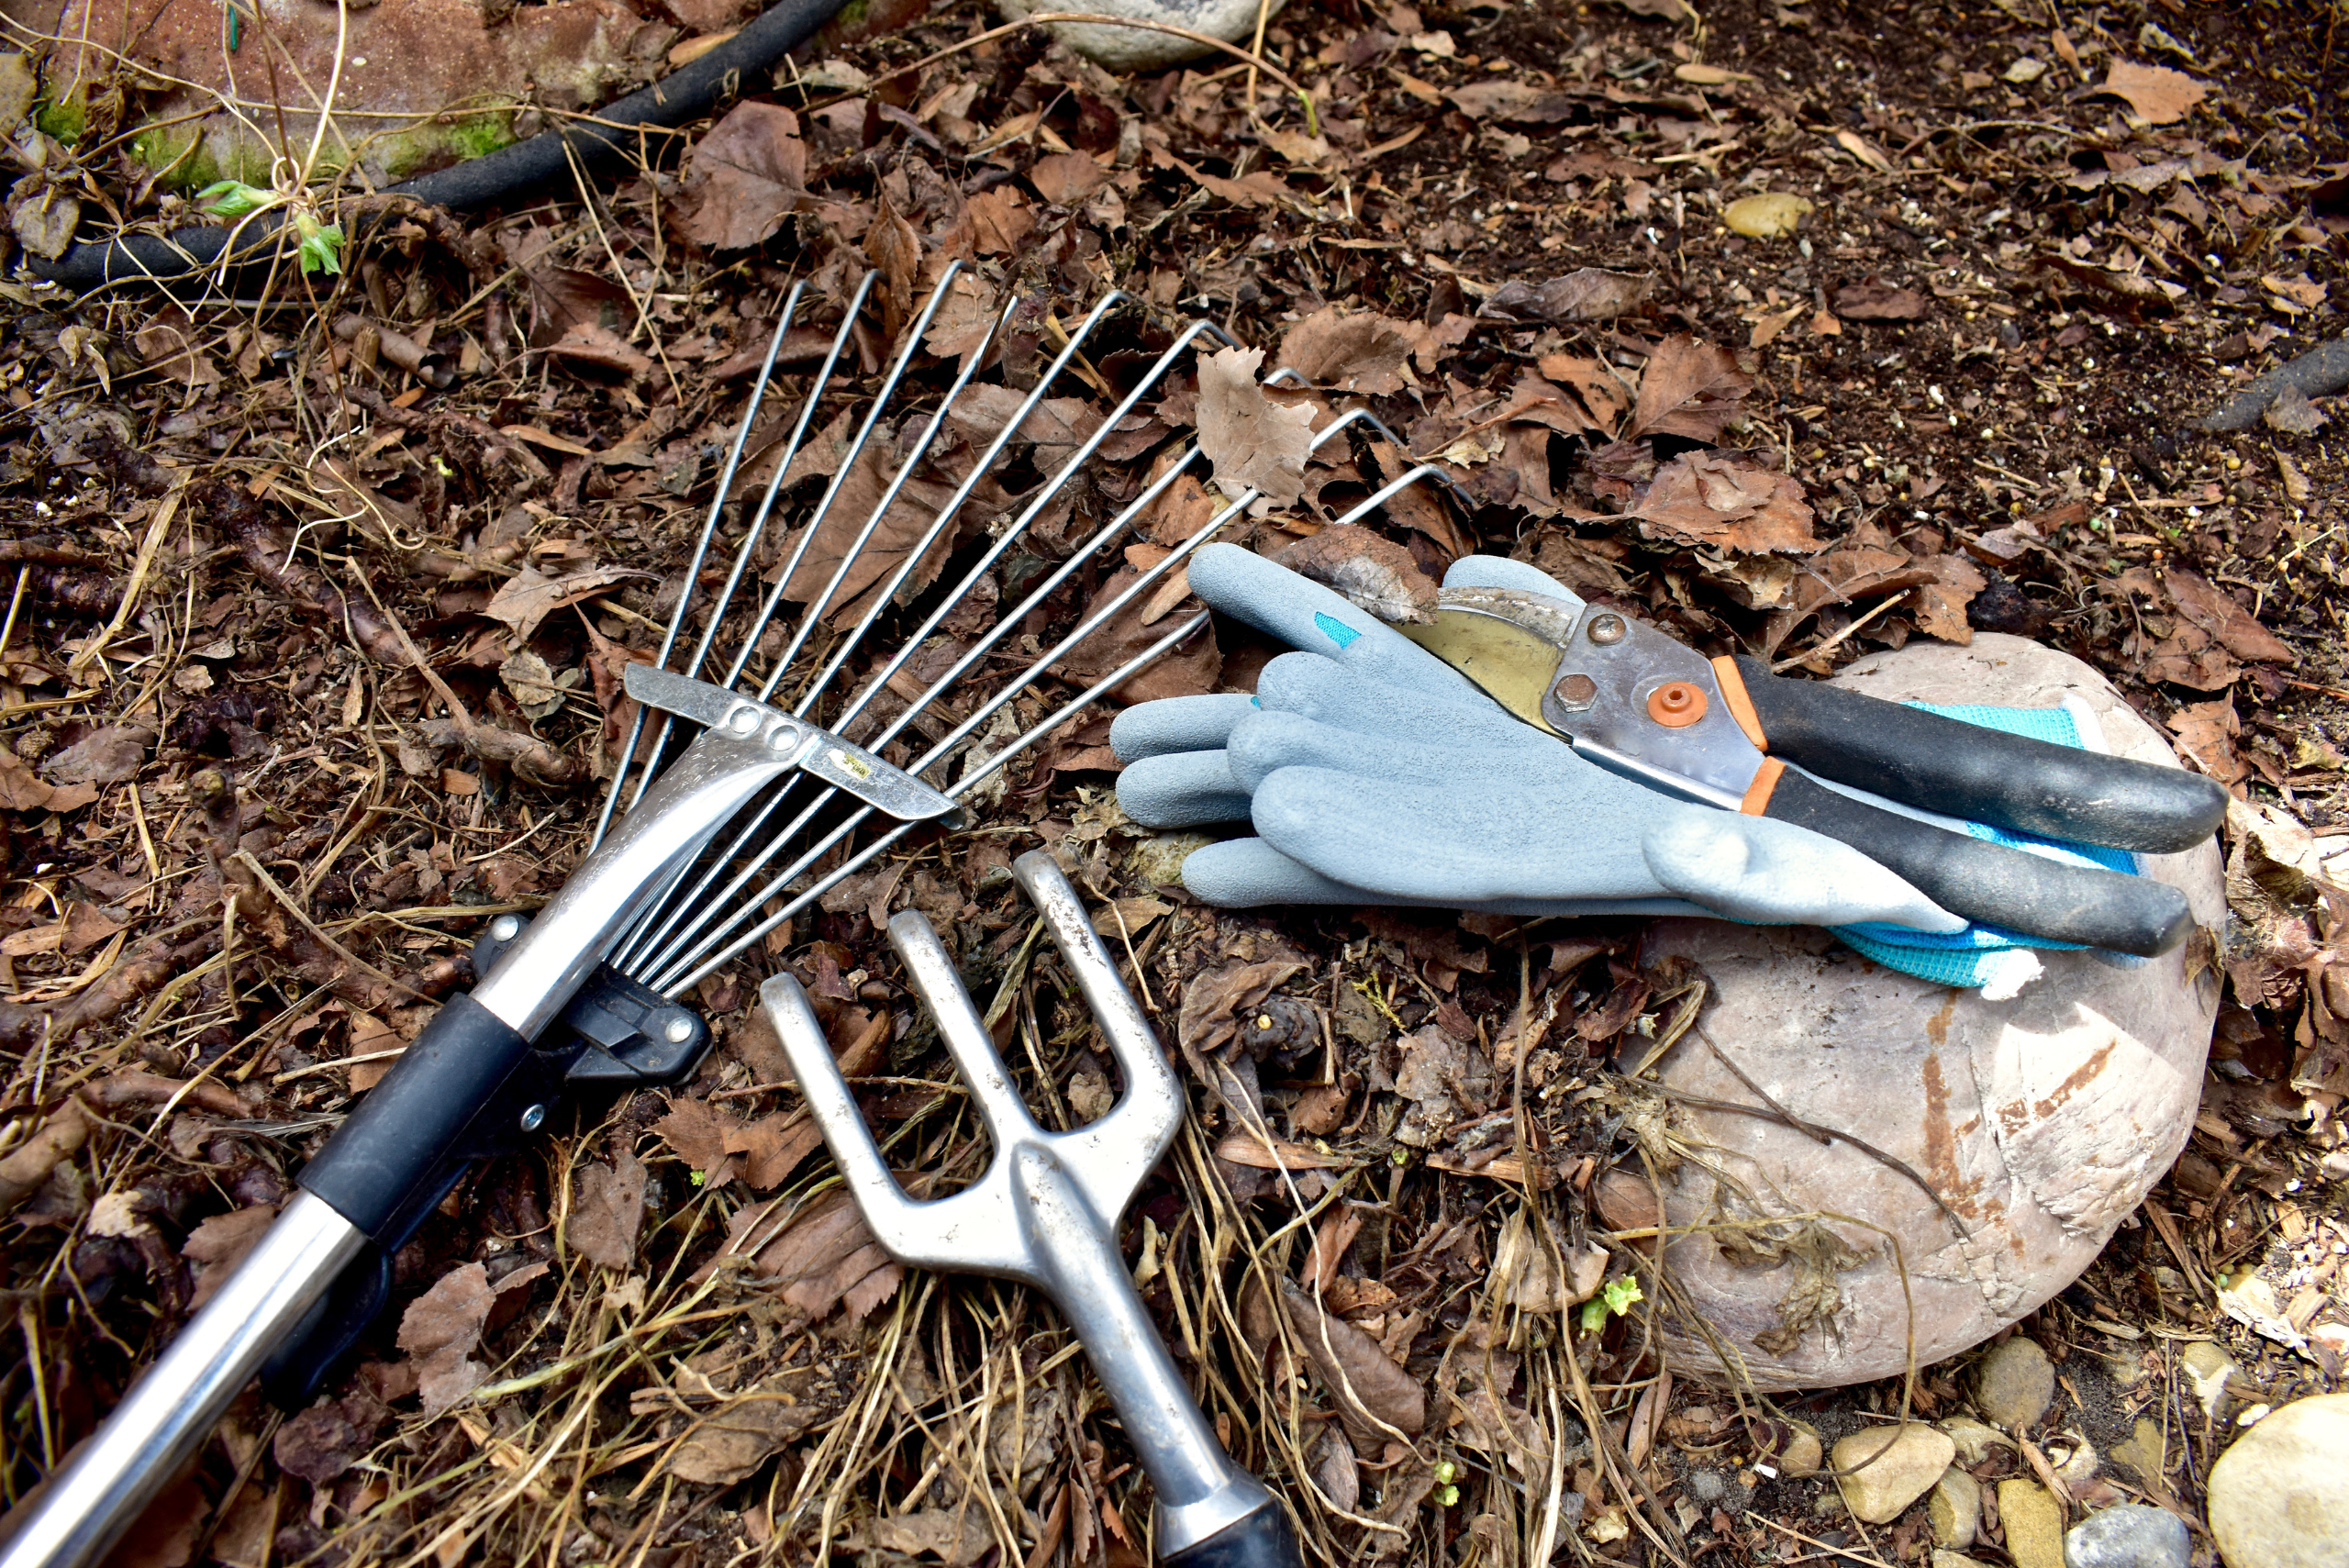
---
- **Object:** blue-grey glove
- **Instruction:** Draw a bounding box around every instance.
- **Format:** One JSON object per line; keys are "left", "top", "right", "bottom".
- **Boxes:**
{"left": 1111, "top": 545, "right": 1967, "bottom": 934}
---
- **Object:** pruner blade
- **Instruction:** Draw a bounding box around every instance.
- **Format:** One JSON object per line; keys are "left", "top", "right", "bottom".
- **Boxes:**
{"left": 623, "top": 665, "right": 958, "bottom": 823}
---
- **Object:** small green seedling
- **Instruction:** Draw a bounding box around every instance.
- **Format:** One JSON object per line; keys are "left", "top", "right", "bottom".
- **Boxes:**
{"left": 1578, "top": 1274, "right": 1643, "bottom": 1333}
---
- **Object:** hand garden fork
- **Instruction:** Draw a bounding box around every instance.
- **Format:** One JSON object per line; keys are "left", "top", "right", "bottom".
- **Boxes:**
{"left": 762, "top": 850, "right": 1305, "bottom": 1568}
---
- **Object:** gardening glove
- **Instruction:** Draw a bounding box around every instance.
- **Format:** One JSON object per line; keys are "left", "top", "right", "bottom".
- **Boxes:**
{"left": 1111, "top": 543, "right": 1968, "bottom": 934}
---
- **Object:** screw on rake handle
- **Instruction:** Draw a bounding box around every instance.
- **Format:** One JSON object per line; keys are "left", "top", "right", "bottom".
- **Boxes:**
{"left": 760, "top": 851, "right": 1302, "bottom": 1565}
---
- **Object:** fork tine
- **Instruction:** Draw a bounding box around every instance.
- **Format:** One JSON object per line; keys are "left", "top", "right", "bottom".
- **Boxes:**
{"left": 885, "top": 909, "right": 1042, "bottom": 1148}
{"left": 1010, "top": 852, "right": 1182, "bottom": 1164}
{"left": 755, "top": 973, "right": 1022, "bottom": 1275}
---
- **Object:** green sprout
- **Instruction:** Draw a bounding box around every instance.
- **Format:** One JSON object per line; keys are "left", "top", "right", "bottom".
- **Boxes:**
{"left": 1578, "top": 1274, "right": 1643, "bottom": 1333}
{"left": 195, "top": 179, "right": 270, "bottom": 217}
{"left": 194, "top": 180, "right": 345, "bottom": 274}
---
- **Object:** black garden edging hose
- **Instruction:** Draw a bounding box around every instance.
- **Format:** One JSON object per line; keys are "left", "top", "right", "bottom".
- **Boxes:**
{"left": 29, "top": 0, "right": 849, "bottom": 292}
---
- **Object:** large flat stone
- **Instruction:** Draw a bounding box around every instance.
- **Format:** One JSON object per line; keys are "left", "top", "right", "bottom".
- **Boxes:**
{"left": 1634, "top": 634, "right": 2221, "bottom": 1388}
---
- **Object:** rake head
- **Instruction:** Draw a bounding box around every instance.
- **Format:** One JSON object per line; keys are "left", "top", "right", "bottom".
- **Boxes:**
{"left": 567, "top": 262, "right": 1457, "bottom": 1015}
{"left": 761, "top": 851, "right": 1300, "bottom": 1567}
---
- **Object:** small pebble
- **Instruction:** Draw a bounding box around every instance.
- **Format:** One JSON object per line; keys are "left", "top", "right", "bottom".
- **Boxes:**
{"left": 1687, "top": 1469, "right": 1727, "bottom": 1504}
{"left": 2065, "top": 1503, "right": 2188, "bottom": 1568}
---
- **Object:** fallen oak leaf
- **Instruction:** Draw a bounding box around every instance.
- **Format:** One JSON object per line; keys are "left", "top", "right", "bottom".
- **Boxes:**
{"left": 1626, "top": 450, "right": 1819, "bottom": 554}
{"left": 2098, "top": 60, "right": 2210, "bottom": 125}
{"left": 2164, "top": 568, "right": 2296, "bottom": 664}
{"left": 1276, "top": 528, "right": 1438, "bottom": 624}
{"left": 1831, "top": 276, "right": 1932, "bottom": 321}
{"left": 1275, "top": 306, "right": 1422, "bottom": 395}
{"left": 1629, "top": 336, "right": 1753, "bottom": 442}
{"left": 1194, "top": 345, "right": 1317, "bottom": 510}
{"left": 1479, "top": 268, "right": 1653, "bottom": 324}
{"left": 397, "top": 1261, "right": 495, "bottom": 1418}
{"left": 1278, "top": 1277, "right": 1427, "bottom": 1451}
{"left": 570, "top": 1147, "right": 647, "bottom": 1270}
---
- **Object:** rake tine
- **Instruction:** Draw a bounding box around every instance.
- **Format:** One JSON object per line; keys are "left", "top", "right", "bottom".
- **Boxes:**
{"left": 589, "top": 279, "right": 809, "bottom": 851}
{"left": 637, "top": 406, "right": 1444, "bottom": 992}
{"left": 750, "top": 261, "right": 976, "bottom": 702}
{"left": 610, "top": 292, "right": 1135, "bottom": 972}
{"left": 654, "top": 609, "right": 1212, "bottom": 997}
{"left": 721, "top": 263, "right": 961, "bottom": 694}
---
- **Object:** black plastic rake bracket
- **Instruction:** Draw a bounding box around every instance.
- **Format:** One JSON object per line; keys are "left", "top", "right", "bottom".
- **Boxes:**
{"left": 257, "top": 923, "right": 710, "bottom": 1408}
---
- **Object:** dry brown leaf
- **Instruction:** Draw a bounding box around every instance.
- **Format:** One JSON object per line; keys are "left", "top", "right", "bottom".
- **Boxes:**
{"left": 1481, "top": 268, "right": 1653, "bottom": 324}
{"left": 2165, "top": 569, "right": 2296, "bottom": 664}
{"left": 482, "top": 565, "right": 641, "bottom": 641}
{"left": 1166, "top": 153, "right": 1297, "bottom": 210}
{"left": 922, "top": 273, "right": 1001, "bottom": 375}
{"left": 1276, "top": 307, "right": 1421, "bottom": 395}
{"left": 545, "top": 321, "right": 657, "bottom": 380}
{"left": 1832, "top": 128, "right": 1894, "bottom": 172}
{"left": 729, "top": 1109, "right": 825, "bottom": 1190}
{"left": 1629, "top": 337, "right": 1753, "bottom": 441}
{"left": 670, "top": 1376, "right": 825, "bottom": 1485}
{"left": 965, "top": 187, "right": 1035, "bottom": 254}
{"left": 1275, "top": 528, "right": 1438, "bottom": 625}
{"left": 39, "top": 724, "right": 150, "bottom": 788}
{"left": 1832, "top": 276, "right": 1932, "bottom": 321}
{"left": 1911, "top": 555, "right": 1986, "bottom": 644}
{"left": 865, "top": 195, "right": 922, "bottom": 337}
{"left": 1029, "top": 150, "right": 1108, "bottom": 206}
{"left": 2167, "top": 699, "right": 2248, "bottom": 787}
{"left": 2101, "top": 61, "right": 2210, "bottom": 125}
{"left": 571, "top": 1148, "right": 647, "bottom": 1270}
{"left": 273, "top": 1395, "right": 377, "bottom": 1485}
{"left": 1628, "top": 450, "right": 1818, "bottom": 553}
{"left": 770, "top": 438, "right": 963, "bottom": 627}
{"left": 0, "top": 751, "right": 54, "bottom": 811}
{"left": 1279, "top": 1278, "right": 1427, "bottom": 1451}
{"left": 183, "top": 1204, "right": 276, "bottom": 1309}
{"left": 680, "top": 102, "right": 810, "bottom": 250}
{"left": 865, "top": 1509, "right": 996, "bottom": 1564}
{"left": 1536, "top": 353, "right": 1633, "bottom": 435}
{"left": 1054, "top": 558, "right": 1223, "bottom": 704}
{"left": 655, "top": 1096, "right": 740, "bottom": 1190}
{"left": 2264, "top": 384, "right": 2330, "bottom": 436}
{"left": 752, "top": 1188, "right": 904, "bottom": 1322}
{"left": 1195, "top": 345, "right": 1317, "bottom": 510}
{"left": 396, "top": 1261, "right": 494, "bottom": 1418}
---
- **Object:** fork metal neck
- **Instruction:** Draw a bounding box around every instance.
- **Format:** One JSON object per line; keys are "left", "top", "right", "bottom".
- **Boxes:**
{"left": 1006, "top": 1143, "right": 1274, "bottom": 1552}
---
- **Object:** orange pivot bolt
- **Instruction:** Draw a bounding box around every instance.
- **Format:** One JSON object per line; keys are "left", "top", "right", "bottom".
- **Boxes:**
{"left": 1646, "top": 682, "right": 1708, "bottom": 728}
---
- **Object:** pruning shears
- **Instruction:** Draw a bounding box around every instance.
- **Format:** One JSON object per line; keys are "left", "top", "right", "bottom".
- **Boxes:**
{"left": 1399, "top": 584, "right": 2228, "bottom": 956}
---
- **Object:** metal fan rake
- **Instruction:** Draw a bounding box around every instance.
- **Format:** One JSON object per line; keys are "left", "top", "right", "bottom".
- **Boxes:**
{"left": 1, "top": 261, "right": 1462, "bottom": 1568}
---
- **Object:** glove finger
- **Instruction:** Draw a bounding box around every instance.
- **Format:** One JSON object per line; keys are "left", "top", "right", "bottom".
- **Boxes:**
{"left": 1116, "top": 750, "right": 1252, "bottom": 828}
{"left": 1110, "top": 694, "right": 1258, "bottom": 762}
{"left": 1226, "top": 707, "right": 1558, "bottom": 793}
{"left": 1179, "top": 836, "right": 1385, "bottom": 906}
{"left": 1180, "top": 836, "right": 1721, "bottom": 918}
{"left": 1252, "top": 652, "right": 1535, "bottom": 752}
{"left": 1641, "top": 815, "right": 1966, "bottom": 933}
{"left": 1187, "top": 543, "right": 1487, "bottom": 703}
{"left": 1442, "top": 554, "right": 1590, "bottom": 602}
{"left": 1250, "top": 768, "right": 1669, "bottom": 902}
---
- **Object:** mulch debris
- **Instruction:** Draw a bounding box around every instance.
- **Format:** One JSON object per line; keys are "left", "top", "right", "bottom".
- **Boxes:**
{"left": 0, "top": 1, "right": 2344, "bottom": 1565}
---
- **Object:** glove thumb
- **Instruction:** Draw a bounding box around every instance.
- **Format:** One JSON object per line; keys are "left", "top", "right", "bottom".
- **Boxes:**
{"left": 1642, "top": 814, "right": 1966, "bottom": 933}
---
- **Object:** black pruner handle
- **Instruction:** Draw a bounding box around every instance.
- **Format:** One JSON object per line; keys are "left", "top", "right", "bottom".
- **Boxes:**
{"left": 1163, "top": 1505, "right": 1306, "bottom": 1568}
{"left": 1751, "top": 764, "right": 2194, "bottom": 956}
{"left": 1723, "top": 655, "right": 2228, "bottom": 854}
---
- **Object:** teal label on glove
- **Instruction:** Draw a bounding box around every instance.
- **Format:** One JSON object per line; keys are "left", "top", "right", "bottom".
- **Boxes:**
{"left": 1313, "top": 611, "right": 1361, "bottom": 650}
